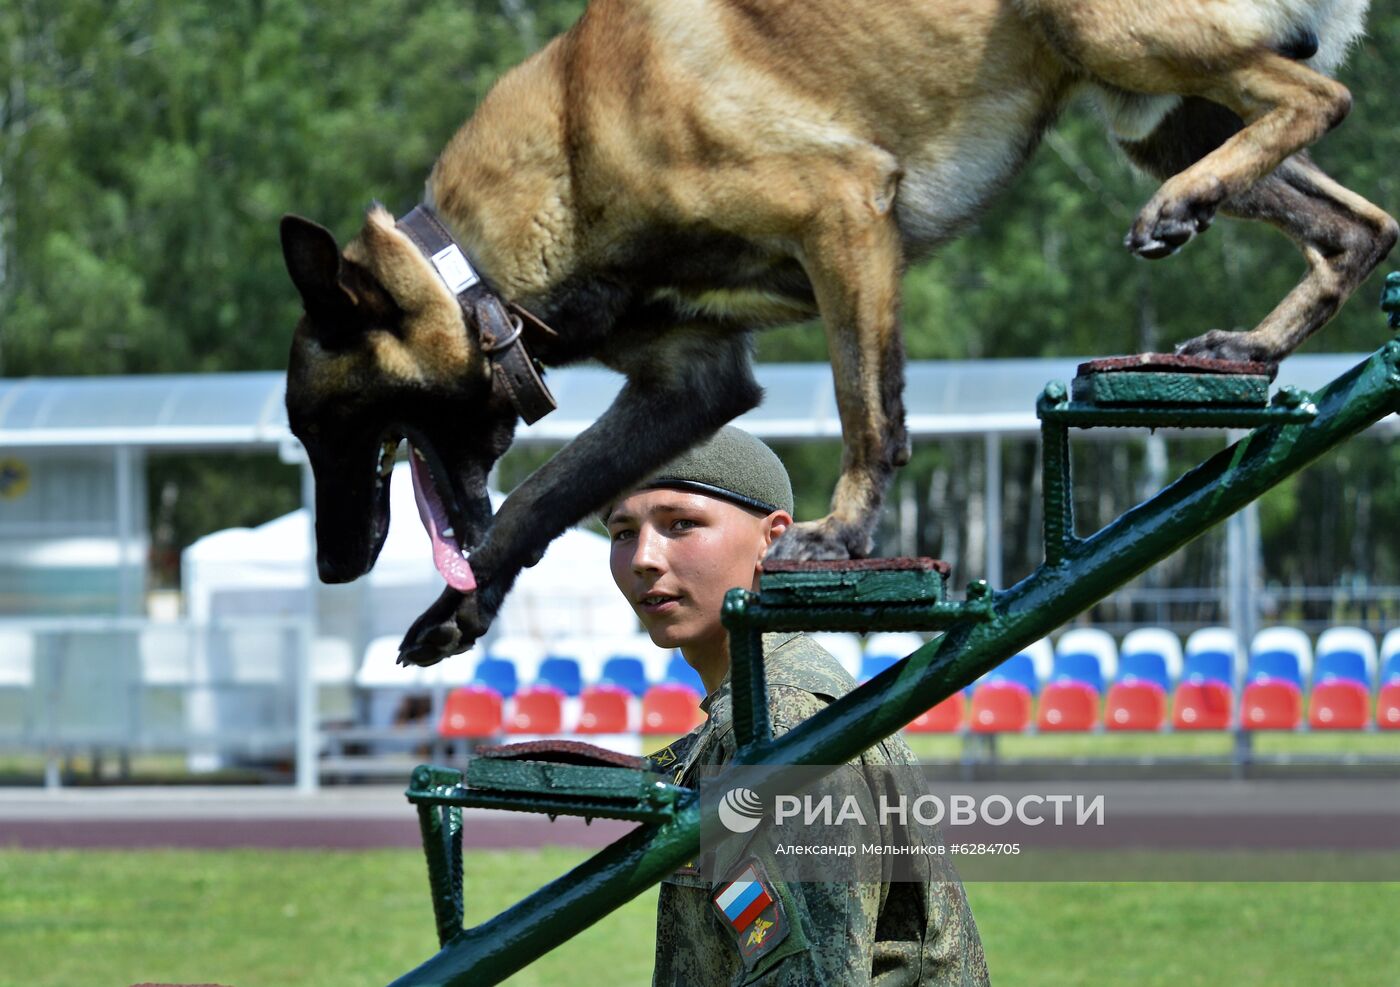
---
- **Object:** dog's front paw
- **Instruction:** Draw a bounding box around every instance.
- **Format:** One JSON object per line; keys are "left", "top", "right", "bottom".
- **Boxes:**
{"left": 1175, "top": 329, "right": 1279, "bottom": 365}
{"left": 398, "top": 585, "right": 501, "bottom": 667}
{"left": 1125, "top": 175, "right": 1226, "bottom": 260}
{"left": 766, "top": 518, "right": 872, "bottom": 563}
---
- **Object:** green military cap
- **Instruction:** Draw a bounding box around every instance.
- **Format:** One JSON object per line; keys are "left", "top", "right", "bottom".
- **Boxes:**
{"left": 604, "top": 426, "right": 794, "bottom": 521}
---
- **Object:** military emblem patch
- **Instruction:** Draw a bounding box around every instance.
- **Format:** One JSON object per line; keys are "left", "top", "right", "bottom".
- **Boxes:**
{"left": 711, "top": 857, "right": 789, "bottom": 970}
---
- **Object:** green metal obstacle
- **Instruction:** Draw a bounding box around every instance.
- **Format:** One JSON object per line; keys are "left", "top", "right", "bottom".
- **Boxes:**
{"left": 391, "top": 281, "right": 1400, "bottom": 987}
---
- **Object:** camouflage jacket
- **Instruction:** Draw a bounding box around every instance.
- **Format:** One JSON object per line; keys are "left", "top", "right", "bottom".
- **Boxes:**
{"left": 647, "top": 632, "right": 990, "bottom": 986}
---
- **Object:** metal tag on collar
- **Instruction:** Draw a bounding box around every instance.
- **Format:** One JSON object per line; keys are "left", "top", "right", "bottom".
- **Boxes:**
{"left": 430, "top": 243, "right": 481, "bottom": 295}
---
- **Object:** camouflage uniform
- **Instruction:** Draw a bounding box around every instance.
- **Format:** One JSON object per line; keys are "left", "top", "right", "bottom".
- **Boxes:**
{"left": 648, "top": 632, "right": 990, "bottom": 986}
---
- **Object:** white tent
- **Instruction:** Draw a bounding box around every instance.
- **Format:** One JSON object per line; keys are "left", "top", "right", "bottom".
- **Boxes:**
{"left": 182, "top": 460, "right": 640, "bottom": 651}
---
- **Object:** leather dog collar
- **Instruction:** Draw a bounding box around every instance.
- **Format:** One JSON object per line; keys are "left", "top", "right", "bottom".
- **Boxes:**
{"left": 395, "top": 204, "right": 557, "bottom": 425}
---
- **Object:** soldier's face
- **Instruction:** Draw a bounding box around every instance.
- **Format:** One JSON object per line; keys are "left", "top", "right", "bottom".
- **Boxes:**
{"left": 606, "top": 489, "right": 790, "bottom": 655}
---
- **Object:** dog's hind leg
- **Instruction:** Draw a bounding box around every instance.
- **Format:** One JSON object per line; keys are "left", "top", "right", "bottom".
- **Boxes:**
{"left": 766, "top": 157, "right": 909, "bottom": 563}
{"left": 1122, "top": 97, "right": 1398, "bottom": 362}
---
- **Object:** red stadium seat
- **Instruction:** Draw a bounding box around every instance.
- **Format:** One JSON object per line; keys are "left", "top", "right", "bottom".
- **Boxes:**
{"left": 577, "top": 684, "right": 631, "bottom": 734}
{"left": 1241, "top": 680, "right": 1302, "bottom": 730}
{"left": 1308, "top": 680, "right": 1370, "bottom": 730}
{"left": 1377, "top": 683, "right": 1400, "bottom": 730}
{"left": 970, "top": 682, "right": 1032, "bottom": 734}
{"left": 908, "top": 693, "right": 965, "bottom": 733}
{"left": 1105, "top": 681, "right": 1167, "bottom": 731}
{"left": 438, "top": 685, "right": 503, "bottom": 738}
{"left": 1172, "top": 681, "right": 1232, "bottom": 730}
{"left": 641, "top": 683, "right": 703, "bottom": 735}
{"left": 1036, "top": 681, "right": 1099, "bottom": 732}
{"left": 506, "top": 685, "right": 565, "bottom": 734}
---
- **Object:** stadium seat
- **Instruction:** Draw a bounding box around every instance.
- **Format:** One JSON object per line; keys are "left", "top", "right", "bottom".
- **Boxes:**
{"left": 1105, "top": 681, "right": 1167, "bottom": 731}
{"left": 600, "top": 656, "right": 649, "bottom": 697}
{"left": 1172, "top": 681, "right": 1232, "bottom": 730}
{"left": 1050, "top": 652, "right": 1104, "bottom": 695}
{"left": 641, "top": 683, "right": 703, "bottom": 734}
{"left": 1120, "top": 627, "right": 1183, "bottom": 682}
{"left": 1308, "top": 681, "right": 1370, "bottom": 730}
{"left": 969, "top": 682, "right": 1032, "bottom": 734}
{"left": 864, "top": 632, "right": 925, "bottom": 663}
{"left": 860, "top": 653, "right": 902, "bottom": 682}
{"left": 907, "top": 693, "right": 965, "bottom": 733}
{"left": 810, "top": 633, "right": 865, "bottom": 680}
{"left": 1312, "top": 651, "right": 1370, "bottom": 689}
{"left": 985, "top": 652, "right": 1039, "bottom": 695}
{"left": 438, "top": 686, "right": 503, "bottom": 738}
{"left": 861, "top": 632, "right": 924, "bottom": 683}
{"left": 1316, "top": 627, "right": 1378, "bottom": 682}
{"left": 538, "top": 656, "right": 583, "bottom": 697}
{"left": 1378, "top": 683, "right": 1400, "bottom": 729}
{"left": 1116, "top": 652, "right": 1171, "bottom": 693}
{"left": 577, "top": 684, "right": 632, "bottom": 734}
{"left": 1251, "top": 626, "right": 1313, "bottom": 680}
{"left": 1183, "top": 627, "right": 1242, "bottom": 686}
{"left": 485, "top": 636, "right": 547, "bottom": 685}
{"left": 1241, "top": 680, "right": 1302, "bottom": 730}
{"left": 1384, "top": 653, "right": 1400, "bottom": 687}
{"left": 1247, "top": 650, "right": 1303, "bottom": 689}
{"left": 357, "top": 635, "right": 425, "bottom": 688}
{"left": 1017, "top": 638, "right": 1055, "bottom": 683}
{"left": 421, "top": 645, "right": 485, "bottom": 688}
{"left": 1381, "top": 628, "right": 1400, "bottom": 674}
{"left": 664, "top": 652, "right": 706, "bottom": 695}
{"left": 1181, "top": 650, "right": 1234, "bottom": 688}
{"left": 1056, "top": 627, "right": 1118, "bottom": 682}
{"left": 472, "top": 657, "right": 519, "bottom": 698}
{"left": 507, "top": 685, "right": 565, "bottom": 734}
{"left": 1036, "top": 682, "right": 1098, "bottom": 731}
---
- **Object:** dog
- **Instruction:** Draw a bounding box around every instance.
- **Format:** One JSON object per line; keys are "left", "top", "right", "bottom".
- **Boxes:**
{"left": 281, "top": 0, "right": 1396, "bottom": 666}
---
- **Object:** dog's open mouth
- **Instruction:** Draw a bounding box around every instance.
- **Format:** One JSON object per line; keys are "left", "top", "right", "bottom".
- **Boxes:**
{"left": 378, "top": 432, "right": 477, "bottom": 593}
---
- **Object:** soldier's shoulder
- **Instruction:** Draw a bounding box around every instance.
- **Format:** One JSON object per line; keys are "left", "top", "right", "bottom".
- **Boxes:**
{"left": 763, "top": 633, "right": 857, "bottom": 702}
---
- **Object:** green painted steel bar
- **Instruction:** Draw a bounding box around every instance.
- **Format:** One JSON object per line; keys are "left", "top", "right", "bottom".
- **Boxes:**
{"left": 390, "top": 798, "right": 701, "bottom": 987}
{"left": 412, "top": 766, "right": 467, "bottom": 947}
{"left": 390, "top": 341, "right": 1399, "bottom": 987}
{"left": 1040, "top": 401, "right": 1076, "bottom": 567}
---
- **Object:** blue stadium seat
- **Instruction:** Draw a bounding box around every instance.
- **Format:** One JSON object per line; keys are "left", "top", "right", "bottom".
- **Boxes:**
{"left": 985, "top": 652, "right": 1039, "bottom": 695}
{"left": 538, "top": 656, "right": 583, "bottom": 697}
{"left": 1182, "top": 650, "right": 1234, "bottom": 688}
{"left": 860, "top": 653, "right": 901, "bottom": 683}
{"left": 600, "top": 656, "right": 649, "bottom": 697}
{"left": 1381, "top": 653, "right": 1400, "bottom": 686}
{"left": 473, "top": 657, "right": 518, "bottom": 698}
{"left": 1117, "top": 652, "right": 1171, "bottom": 693}
{"left": 1247, "top": 650, "right": 1303, "bottom": 689}
{"left": 1051, "top": 652, "right": 1103, "bottom": 694}
{"left": 1312, "top": 651, "right": 1370, "bottom": 688}
{"left": 664, "top": 651, "right": 706, "bottom": 695}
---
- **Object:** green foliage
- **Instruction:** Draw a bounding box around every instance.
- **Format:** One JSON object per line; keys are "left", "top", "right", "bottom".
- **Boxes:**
{"left": 1, "top": 1, "right": 1395, "bottom": 593}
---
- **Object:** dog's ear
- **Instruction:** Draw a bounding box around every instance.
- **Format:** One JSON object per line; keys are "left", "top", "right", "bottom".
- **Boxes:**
{"left": 280, "top": 215, "right": 368, "bottom": 347}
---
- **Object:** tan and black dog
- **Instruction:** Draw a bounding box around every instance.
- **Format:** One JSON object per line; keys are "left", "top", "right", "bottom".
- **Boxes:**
{"left": 281, "top": 0, "right": 1396, "bottom": 665}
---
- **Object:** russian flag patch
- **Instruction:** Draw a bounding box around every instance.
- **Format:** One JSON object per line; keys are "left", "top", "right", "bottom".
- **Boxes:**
{"left": 711, "top": 857, "right": 789, "bottom": 970}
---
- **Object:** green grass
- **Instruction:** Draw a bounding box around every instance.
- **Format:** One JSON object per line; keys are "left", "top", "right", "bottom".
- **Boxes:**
{"left": 1, "top": 848, "right": 1397, "bottom": 986}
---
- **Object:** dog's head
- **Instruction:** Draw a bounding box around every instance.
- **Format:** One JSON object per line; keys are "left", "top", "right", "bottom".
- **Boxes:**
{"left": 280, "top": 207, "right": 517, "bottom": 587}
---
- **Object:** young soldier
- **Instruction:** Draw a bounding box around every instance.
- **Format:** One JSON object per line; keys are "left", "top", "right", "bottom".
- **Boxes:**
{"left": 603, "top": 426, "right": 989, "bottom": 986}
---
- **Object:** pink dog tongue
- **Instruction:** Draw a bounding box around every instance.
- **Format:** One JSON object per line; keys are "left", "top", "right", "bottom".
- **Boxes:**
{"left": 409, "top": 447, "right": 477, "bottom": 592}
